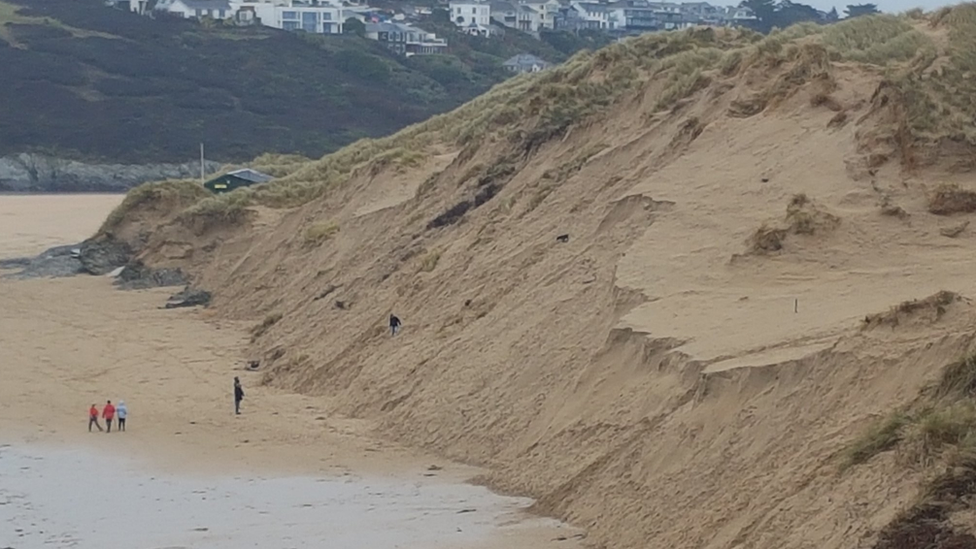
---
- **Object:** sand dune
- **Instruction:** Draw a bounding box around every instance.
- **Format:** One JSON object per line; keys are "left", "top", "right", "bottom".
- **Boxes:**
{"left": 39, "top": 9, "right": 976, "bottom": 549}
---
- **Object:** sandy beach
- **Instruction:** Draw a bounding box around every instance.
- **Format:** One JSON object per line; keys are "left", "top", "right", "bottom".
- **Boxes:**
{"left": 0, "top": 194, "right": 581, "bottom": 549}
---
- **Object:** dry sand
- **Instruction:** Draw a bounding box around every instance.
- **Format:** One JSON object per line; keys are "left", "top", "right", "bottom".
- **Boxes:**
{"left": 0, "top": 194, "right": 123, "bottom": 258}
{"left": 0, "top": 195, "right": 582, "bottom": 549}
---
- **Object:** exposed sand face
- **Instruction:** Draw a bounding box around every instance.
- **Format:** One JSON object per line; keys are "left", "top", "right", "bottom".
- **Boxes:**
{"left": 0, "top": 195, "right": 581, "bottom": 549}
{"left": 0, "top": 194, "right": 122, "bottom": 258}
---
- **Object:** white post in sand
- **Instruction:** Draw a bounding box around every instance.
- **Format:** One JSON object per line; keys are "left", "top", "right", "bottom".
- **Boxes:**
{"left": 200, "top": 143, "right": 205, "bottom": 184}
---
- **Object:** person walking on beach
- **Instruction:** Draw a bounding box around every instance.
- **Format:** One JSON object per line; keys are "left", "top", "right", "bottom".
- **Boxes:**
{"left": 103, "top": 400, "right": 116, "bottom": 433}
{"left": 88, "top": 404, "right": 103, "bottom": 432}
{"left": 116, "top": 400, "right": 128, "bottom": 432}
{"left": 389, "top": 314, "right": 402, "bottom": 336}
{"left": 234, "top": 377, "right": 244, "bottom": 415}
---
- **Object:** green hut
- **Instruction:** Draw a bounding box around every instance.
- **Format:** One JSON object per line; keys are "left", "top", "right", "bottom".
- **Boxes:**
{"left": 204, "top": 168, "right": 273, "bottom": 193}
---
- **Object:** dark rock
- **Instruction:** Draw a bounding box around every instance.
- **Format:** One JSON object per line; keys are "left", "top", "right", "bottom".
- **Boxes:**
{"left": 0, "top": 257, "right": 33, "bottom": 269}
{"left": 2, "top": 243, "right": 84, "bottom": 279}
{"left": 114, "top": 260, "right": 187, "bottom": 290}
{"left": 163, "top": 286, "right": 211, "bottom": 309}
{"left": 556, "top": 234, "right": 569, "bottom": 242}
{"left": 78, "top": 236, "right": 133, "bottom": 275}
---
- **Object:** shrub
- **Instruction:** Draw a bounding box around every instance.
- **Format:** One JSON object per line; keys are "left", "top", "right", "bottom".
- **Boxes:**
{"left": 841, "top": 412, "right": 910, "bottom": 469}
{"left": 418, "top": 249, "right": 441, "bottom": 272}
{"left": 304, "top": 222, "right": 339, "bottom": 246}
{"left": 99, "top": 179, "right": 209, "bottom": 235}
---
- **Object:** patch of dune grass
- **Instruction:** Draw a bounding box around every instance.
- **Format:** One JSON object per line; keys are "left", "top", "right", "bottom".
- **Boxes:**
{"left": 842, "top": 351, "right": 976, "bottom": 470}
{"left": 304, "top": 222, "right": 339, "bottom": 246}
{"left": 177, "top": 188, "right": 254, "bottom": 233}
{"left": 822, "top": 15, "right": 933, "bottom": 65}
{"left": 418, "top": 249, "right": 441, "bottom": 272}
{"left": 936, "top": 352, "right": 976, "bottom": 399}
{"left": 250, "top": 312, "right": 283, "bottom": 342}
{"left": 842, "top": 412, "right": 911, "bottom": 469}
{"left": 99, "top": 179, "right": 209, "bottom": 235}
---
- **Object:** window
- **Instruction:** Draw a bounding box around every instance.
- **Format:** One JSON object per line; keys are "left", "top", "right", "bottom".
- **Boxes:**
{"left": 218, "top": 9, "right": 225, "bottom": 17}
{"left": 456, "top": 7, "right": 461, "bottom": 13}
{"left": 322, "top": 11, "right": 332, "bottom": 20}
{"left": 282, "top": 10, "right": 297, "bottom": 19}
{"left": 282, "top": 20, "right": 299, "bottom": 29}
{"left": 471, "top": 7, "right": 475, "bottom": 13}
{"left": 194, "top": 8, "right": 201, "bottom": 16}
{"left": 302, "top": 11, "right": 317, "bottom": 31}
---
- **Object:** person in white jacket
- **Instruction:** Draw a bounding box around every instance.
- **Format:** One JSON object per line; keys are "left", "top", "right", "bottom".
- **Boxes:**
{"left": 116, "top": 401, "right": 128, "bottom": 432}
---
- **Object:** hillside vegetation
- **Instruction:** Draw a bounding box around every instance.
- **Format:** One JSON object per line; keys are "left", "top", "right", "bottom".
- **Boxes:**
{"left": 101, "top": 6, "right": 976, "bottom": 549}
{"left": 0, "top": 0, "right": 524, "bottom": 164}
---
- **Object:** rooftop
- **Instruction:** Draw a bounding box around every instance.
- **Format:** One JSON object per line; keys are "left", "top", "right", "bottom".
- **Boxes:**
{"left": 225, "top": 168, "right": 273, "bottom": 184}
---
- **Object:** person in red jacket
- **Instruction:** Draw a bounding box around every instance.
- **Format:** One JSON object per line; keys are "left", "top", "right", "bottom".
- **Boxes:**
{"left": 103, "top": 400, "right": 116, "bottom": 433}
{"left": 89, "top": 404, "right": 103, "bottom": 432}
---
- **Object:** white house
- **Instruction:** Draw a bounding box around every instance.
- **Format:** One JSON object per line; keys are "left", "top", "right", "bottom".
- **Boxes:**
{"left": 155, "top": 0, "right": 233, "bottom": 19}
{"left": 231, "top": 0, "right": 352, "bottom": 33}
{"left": 502, "top": 53, "right": 550, "bottom": 73}
{"left": 449, "top": 0, "right": 491, "bottom": 30}
{"left": 519, "top": 0, "right": 559, "bottom": 29}
{"left": 364, "top": 22, "right": 448, "bottom": 56}
{"left": 569, "top": 1, "right": 610, "bottom": 29}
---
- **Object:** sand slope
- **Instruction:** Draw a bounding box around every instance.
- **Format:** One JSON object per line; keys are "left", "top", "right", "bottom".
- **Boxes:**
{"left": 94, "top": 14, "right": 976, "bottom": 549}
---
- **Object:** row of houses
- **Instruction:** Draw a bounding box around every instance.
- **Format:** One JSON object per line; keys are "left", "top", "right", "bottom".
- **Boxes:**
{"left": 449, "top": 0, "right": 756, "bottom": 35}
{"left": 114, "top": 0, "right": 449, "bottom": 56}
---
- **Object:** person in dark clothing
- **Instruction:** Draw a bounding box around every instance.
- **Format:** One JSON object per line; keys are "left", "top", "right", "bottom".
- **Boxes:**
{"left": 389, "top": 314, "right": 402, "bottom": 336}
{"left": 103, "top": 400, "right": 116, "bottom": 433}
{"left": 234, "top": 377, "right": 244, "bottom": 415}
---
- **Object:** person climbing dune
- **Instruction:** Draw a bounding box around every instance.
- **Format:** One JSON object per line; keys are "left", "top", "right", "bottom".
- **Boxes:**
{"left": 234, "top": 377, "right": 245, "bottom": 415}
{"left": 389, "top": 314, "right": 402, "bottom": 336}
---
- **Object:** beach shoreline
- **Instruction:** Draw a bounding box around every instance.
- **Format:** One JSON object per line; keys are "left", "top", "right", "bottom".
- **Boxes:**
{"left": 0, "top": 195, "right": 582, "bottom": 549}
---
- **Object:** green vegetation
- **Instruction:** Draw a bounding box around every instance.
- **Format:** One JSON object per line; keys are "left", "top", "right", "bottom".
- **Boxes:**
{"left": 304, "top": 221, "right": 340, "bottom": 246}
{"left": 843, "top": 349, "right": 976, "bottom": 546}
{"left": 418, "top": 249, "right": 441, "bottom": 272}
{"left": 842, "top": 349, "right": 976, "bottom": 470}
{"left": 99, "top": 178, "right": 209, "bottom": 234}
{"left": 0, "top": 0, "right": 521, "bottom": 164}
{"left": 250, "top": 312, "right": 283, "bottom": 341}
{"left": 841, "top": 413, "right": 910, "bottom": 469}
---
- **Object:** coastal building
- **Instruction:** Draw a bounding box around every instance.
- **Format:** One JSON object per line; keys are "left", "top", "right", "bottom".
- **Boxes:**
{"left": 232, "top": 0, "right": 361, "bottom": 33}
{"left": 155, "top": 0, "right": 233, "bottom": 20}
{"left": 502, "top": 53, "right": 550, "bottom": 73}
{"left": 204, "top": 168, "right": 273, "bottom": 194}
{"left": 448, "top": 0, "right": 492, "bottom": 34}
{"left": 364, "top": 22, "right": 448, "bottom": 56}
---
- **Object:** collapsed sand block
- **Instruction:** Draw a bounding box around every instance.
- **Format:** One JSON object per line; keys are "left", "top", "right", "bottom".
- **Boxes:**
{"left": 862, "top": 290, "right": 962, "bottom": 329}
{"left": 928, "top": 183, "right": 976, "bottom": 215}
{"left": 747, "top": 194, "right": 841, "bottom": 254}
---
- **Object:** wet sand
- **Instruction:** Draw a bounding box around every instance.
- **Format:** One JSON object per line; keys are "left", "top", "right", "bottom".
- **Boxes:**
{"left": 0, "top": 195, "right": 582, "bottom": 549}
{"left": 0, "top": 444, "right": 552, "bottom": 549}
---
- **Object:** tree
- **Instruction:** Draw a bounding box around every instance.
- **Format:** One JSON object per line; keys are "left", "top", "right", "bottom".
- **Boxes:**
{"left": 740, "top": 0, "right": 776, "bottom": 32}
{"left": 845, "top": 3, "right": 880, "bottom": 17}
{"left": 825, "top": 7, "right": 839, "bottom": 21}
{"left": 343, "top": 17, "right": 365, "bottom": 37}
{"left": 771, "top": 0, "right": 821, "bottom": 27}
